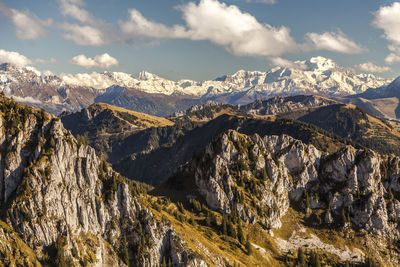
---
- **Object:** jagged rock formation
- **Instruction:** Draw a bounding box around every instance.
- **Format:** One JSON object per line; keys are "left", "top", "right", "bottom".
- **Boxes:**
{"left": 170, "top": 129, "right": 400, "bottom": 244}
{"left": 0, "top": 95, "right": 207, "bottom": 266}
{"left": 240, "top": 95, "right": 339, "bottom": 115}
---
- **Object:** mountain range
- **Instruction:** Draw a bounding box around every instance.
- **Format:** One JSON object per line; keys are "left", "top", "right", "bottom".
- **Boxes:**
{"left": 3, "top": 54, "right": 400, "bottom": 266}
{"left": 0, "top": 57, "right": 394, "bottom": 117}
{"left": 1, "top": 93, "right": 400, "bottom": 266}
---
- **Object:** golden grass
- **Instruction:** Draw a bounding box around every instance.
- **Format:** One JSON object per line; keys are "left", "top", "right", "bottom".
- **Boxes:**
{"left": 0, "top": 220, "right": 41, "bottom": 266}
{"left": 91, "top": 102, "right": 174, "bottom": 127}
{"left": 146, "top": 196, "right": 281, "bottom": 267}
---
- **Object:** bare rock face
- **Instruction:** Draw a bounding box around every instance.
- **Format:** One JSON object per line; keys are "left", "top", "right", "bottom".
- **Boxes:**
{"left": 179, "top": 129, "right": 400, "bottom": 239}
{"left": 0, "top": 97, "right": 207, "bottom": 266}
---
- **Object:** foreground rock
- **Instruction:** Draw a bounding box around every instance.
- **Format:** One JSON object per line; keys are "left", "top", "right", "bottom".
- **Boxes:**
{"left": 0, "top": 96, "right": 207, "bottom": 266}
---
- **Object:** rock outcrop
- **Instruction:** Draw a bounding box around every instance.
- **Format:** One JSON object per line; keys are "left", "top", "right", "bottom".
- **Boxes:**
{"left": 176, "top": 129, "right": 400, "bottom": 239}
{"left": 0, "top": 96, "right": 207, "bottom": 266}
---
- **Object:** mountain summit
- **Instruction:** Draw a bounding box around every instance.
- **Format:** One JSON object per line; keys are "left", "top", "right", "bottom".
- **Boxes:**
{"left": 0, "top": 58, "right": 393, "bottom": 115}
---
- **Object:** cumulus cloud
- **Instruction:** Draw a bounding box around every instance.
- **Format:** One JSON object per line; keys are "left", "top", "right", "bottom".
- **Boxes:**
{"left": 69, "top": 53, "right": 119, "bottom": 69}
{"left": 372, "top": 2, "right": 400, "bottom": 64}
{"left": 120, "top": 9, "right": 188, "bottom": 39}
{"left": 61, "top": 23, "right": 107, "bottom": 46}
{"left": 372, "top": 2, "right": 400, "bottom": 44}
{"left": 355, "top": 62, "right": 391, "bottom": 73}
{"left": 120, "top": 0, "right": 365, "bottom": 57}
{"left": 0, "top": 49, "right": 32, "bottom": 66}
{"left": 269, "top": 57, "right": 307, "bottom": 70}
{"left": 57, "top": 0, "right": 111, "bottom": 46}
{"left": 59, "top": 0, "right": 95, "bottom": 24}
{"left": 0, "top": 2, "right": 52, "bottom": 40}
{"left": 120, "top": 0, "right": 297, "bottom": 56}
{"left": 36, "top": 58, "right": 57, "bottom": 64}
{"left": 386, "top": 45, "right": 400, "bottom": 64}
{"left": 305, "top": 31, "right": 365, "bottom": 54}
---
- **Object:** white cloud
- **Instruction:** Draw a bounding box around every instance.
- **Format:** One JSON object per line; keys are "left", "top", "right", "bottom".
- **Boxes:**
{"left": 0, "top": 49, "right": 32, "bottom": 66}
{"left": 372, "top": 2, "right": 400, "bottom": 44}
{"left": 305, "top": 31, "right": 365, "bottom": 54}
{"left": 269, "top": 57, "right": 307, "bottom": 70}
{"left": 61, "top": 23, "right": 107, "bottom": 46}
{"left": 355, "top": 62, "right": 391, "bottom": 73}
{"left": 180, "top": 0, "right": 297, "bottom": 56}
{"left": 57, "top": 0, "right": 112, "bottom": 46}
{"left": 69, "top": 53, "right": 119, "bottom": 69}
{"left": 120, "top": 0, "right": 297, "bottom": 57}
{"left": 372, "top": 2, "right": 400, "bottom": 64}
{"left": 386, "top": 46, "right": 400, "bottom": 64}
{"left": 120, "top": 0, "right": 366, "bottom": 57}
{"left": 36, "top": 57, "right": 57, "bottom": 64}
{"left": 59, "top": 0, "right": 95, "bottom": 24}
{"left": 120, "top": 9, "right": 188, "bottom": 39}
{"left": 0, "top": 2, "right": 52, "bottom": 40}
{"left": 11, "top": 96, "right": 42, "bottom": 104}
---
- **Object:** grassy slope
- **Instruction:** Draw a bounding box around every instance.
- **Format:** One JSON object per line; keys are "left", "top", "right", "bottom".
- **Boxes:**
{"left": 289, "top": 104, "right": 400, "bottom": 156}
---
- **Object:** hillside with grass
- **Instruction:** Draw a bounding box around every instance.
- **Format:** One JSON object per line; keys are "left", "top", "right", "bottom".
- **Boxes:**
{"left": 60, "top": 102, "right": 174, "bottom": 158}
{"left": 288, "top": 104, "right": 400, "bottom": 156}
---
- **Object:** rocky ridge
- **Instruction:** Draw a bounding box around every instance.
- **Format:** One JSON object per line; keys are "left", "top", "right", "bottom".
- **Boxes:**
{"left": 168, "top": 129, "right": 400, "bottom": 264}
{"left": 0, "top": 95, "right": 207, "bottom": 266}
{"left": 240, "top": 95, "right": 340, "bottom": 115}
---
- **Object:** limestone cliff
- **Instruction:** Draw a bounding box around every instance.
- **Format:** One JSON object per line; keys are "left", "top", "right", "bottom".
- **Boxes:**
{"left": 0, "top": 95, "right": 207, "bottom": 266}
{"left": 170, "top": 129, "right": 400, "bottom": 265}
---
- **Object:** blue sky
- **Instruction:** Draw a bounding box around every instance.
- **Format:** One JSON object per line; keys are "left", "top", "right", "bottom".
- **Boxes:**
{"left": 0, "top": 0, "right": 399, "bottom": 80}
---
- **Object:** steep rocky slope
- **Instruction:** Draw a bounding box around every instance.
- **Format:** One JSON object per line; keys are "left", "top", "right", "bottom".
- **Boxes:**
{"left": 240, "top": 95, "right": 339, "bottom": 116}
{"left": 0, "top": 95, "right": 208, "bottom": 266}
{"left": 161, "top": 129, "right": 400, "bottom": 265}
{"left": 239, "top": 96, "right": 400, "bottom": 156}
{"left": 2, "top": 94, "right": 398, "bottom": 266}
{"left": 114, "top": 114, "right": 353, "bottom": 185}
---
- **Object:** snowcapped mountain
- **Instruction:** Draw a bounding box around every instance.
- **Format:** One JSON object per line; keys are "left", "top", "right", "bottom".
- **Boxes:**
{"left": 0, "top": 57, "right": 393, "bottom": 115}
{"left": 59, "top": 56, "right": 392, "bottom": 100}
{"left": 0, "top": 63, "right": 102, "bottom": 114}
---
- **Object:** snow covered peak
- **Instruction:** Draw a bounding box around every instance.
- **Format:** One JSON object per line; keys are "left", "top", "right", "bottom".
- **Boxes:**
{"left": 25, "top": 66, "right": 41, "bottom": 76}
{"left": 138, "top": 71, "right": 160, "bottom": 80}
{"left": 306, "top": 56, "right": 338, "bottom": 71}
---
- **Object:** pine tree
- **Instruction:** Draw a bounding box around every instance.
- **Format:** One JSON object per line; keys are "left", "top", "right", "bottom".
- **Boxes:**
{"left": 237, "top": 222, "right": 245, "bottom": 244}
{"left": 310, "top": 250, "right": 321, "bottom": 267}
{"left": 121, "top": 235, "right": 130, "bottom": 266}
{"left": 297, "top": 248, "right": 305, "bottom": 267}
{"left": 245, "top": 234, "right": 252, "bottom": 255}
{"left": 227, "top": 221, "right": 236, "bottom": 238}
{"left": 221, "top": 215, "right": 227, "bottom": 235}
{"left": 206, "top": 211, "right": 212, "bottom": 227}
